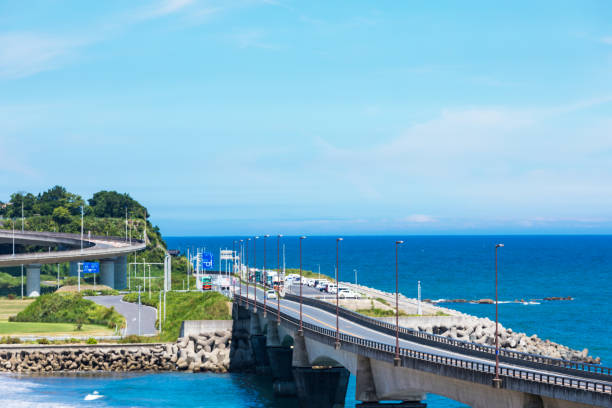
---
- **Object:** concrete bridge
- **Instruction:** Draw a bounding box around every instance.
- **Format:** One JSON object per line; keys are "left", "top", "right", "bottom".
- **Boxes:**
{"left": 232, "top": 283, "right": 611, "bottom": 408}
{"left": 0, "top": 230, "right": 145, "bottom": 296}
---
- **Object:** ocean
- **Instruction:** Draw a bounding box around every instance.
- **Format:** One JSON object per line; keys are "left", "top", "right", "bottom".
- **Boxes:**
{"left": 2, "top": 235, "right": 610, "bottom": 407}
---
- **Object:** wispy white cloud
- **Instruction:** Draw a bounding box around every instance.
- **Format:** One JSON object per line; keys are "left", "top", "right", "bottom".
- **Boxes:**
{"left": 0, "top": 32, "right": 90, "bottom": 79}
{"left": 228, "top": 28, "right": 278, "bottom": 49}
{"left": 601, "top": 36, "right": 612, "bottom": 45}
{"left": 136, "top": 0, "right": 196, "bottom": 20}
{"left": 404, "top": 214, "right": 437, "bottom": 223}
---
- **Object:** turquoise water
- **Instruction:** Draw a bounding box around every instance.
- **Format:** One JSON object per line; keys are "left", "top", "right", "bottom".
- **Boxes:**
{"left": 2, "top": 235, "right": 609, "bottom": 407}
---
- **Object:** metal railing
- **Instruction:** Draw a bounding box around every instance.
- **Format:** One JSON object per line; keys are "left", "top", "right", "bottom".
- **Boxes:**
{"left": 283, "top": 293, "right": 612, "bottom": 380}
{"left": 236, "top": 295, "right": 612, "bottom": 397}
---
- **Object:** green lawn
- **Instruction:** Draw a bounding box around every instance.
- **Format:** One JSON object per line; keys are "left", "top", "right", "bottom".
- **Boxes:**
{"left": 0, "top": 321, "right": 113, "bottom": 336}
{"left": 0, "top": 299, "right": 34, "bottom": 321}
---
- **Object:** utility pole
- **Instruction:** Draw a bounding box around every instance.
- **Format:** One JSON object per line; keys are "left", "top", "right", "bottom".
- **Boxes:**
{"left": 158, "top": 291, "right": 162, "bottom": 333}
{"left": 417, "top": 281, "right": 422, "bottom": 316}
{"left": 138, "top": 285, "right": 142, "bottom": 336}
{"left": 80, "top": 206, "right": 84, "bottom": 253}
{"left": 21, "top": 202, "right": 24, "bottom": 299}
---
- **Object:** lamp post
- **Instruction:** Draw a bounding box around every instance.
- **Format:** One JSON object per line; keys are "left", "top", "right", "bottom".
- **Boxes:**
{"left": 277, "top": 234, "right": 282, "bottom": 325}
{"left": 354, "top": 269, "right": 358, "bottom": 286}
{"left": 263, "top": 234, "right": 270, "bottom": 316}
{"left": 298, "top": 236, "right": 307, "bottom": 336}
{"left": 253, "top": 236, "right": 259, "bottom": 312}
{"left": 335, "top": 237, "right": 343, "bottom": 349}
{"left": 493, "top": 243, "right": 504, "bottom": 388}
{"left": 246, "top": 238, "right": 250, "bottom": 308}
{"left": 239, "top": 240, "right": 244, "bottom": 305}
{"left": 80, "top": 205, "right": 84, "bottom": 253}
{"left": 394, "top": 240, "right": 404, "bottom": 367}
{"left": 232, "top": 240, "right": 237, "bottom": 300}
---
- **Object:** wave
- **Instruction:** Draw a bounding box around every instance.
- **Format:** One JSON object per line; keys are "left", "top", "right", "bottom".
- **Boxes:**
{"left": 0, "top": 375, "right": 79, "bottom": 408}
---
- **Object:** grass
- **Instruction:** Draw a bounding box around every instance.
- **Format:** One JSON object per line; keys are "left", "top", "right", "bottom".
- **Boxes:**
{"left": 0, "top": 299, "right": 34, "bottom": 321}
{"left": 0, "top": 322, "right": 113, "bottom": 336}
{"left": 10, "top": 293, "right": 125, "bottom": 329}
{"left": 122, "top": 291, "right": 231, "bottom": 342}
{"left": 375, "top": 297, "right": 390, "bottom": 306}
{"left": 357, "top": 307, "right": 408, "bottom": 317}
{"left": 285, "top": 268, "right": 336, "bottom": 283}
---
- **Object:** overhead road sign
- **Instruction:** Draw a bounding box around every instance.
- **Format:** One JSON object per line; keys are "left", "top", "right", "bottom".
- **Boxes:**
{"left": 83, "top": 262, "right": 99, "bottom": 274}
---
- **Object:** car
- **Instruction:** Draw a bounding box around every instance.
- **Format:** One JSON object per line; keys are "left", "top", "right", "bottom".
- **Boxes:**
{"left": 327, "top": 284, "right": 337, "bottom": 294}
{"left": 265, "top": 290, "right": 277, "bottom": 300}
{"left": 316, "top": 280, "right": 329, "bottom": 290}
{"left": 338, "top": 288, "right": 357, "bottom": 299}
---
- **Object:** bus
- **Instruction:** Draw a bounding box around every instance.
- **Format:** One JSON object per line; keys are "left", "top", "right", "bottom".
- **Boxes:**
{"left": 201, "top": 276, "right": 212, "bottom": 290}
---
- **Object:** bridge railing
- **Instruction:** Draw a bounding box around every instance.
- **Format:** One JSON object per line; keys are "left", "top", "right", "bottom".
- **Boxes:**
{"left": 236, "top": 295, "right": 612, "bottom": 396}
{"left": 0, "top": 229, "right": 144, "bottom": 245}
{"left": 283, "top": 293, "right": 612, "bottom": 380}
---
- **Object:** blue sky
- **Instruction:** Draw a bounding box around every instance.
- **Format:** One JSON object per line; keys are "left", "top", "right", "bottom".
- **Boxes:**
{"left": 1, "top": 0, "right": 612, "bottom": 235}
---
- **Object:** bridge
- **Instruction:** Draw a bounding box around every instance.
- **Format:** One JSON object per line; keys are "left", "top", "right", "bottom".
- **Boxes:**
{"left": 0, "top": 230, "right": 145, "bottom": 296}
{"left": 232, "top": 282, "right": 611, "bottom": 408}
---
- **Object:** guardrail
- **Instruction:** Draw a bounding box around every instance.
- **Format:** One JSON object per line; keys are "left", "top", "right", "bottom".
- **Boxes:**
{"left": 236, "top": 295, "right": 612, "bottom": 397}
{"left": 282, "top": 293, "right": 612, "bottom": 381}
{"left": 0, "top": 229, "right": 144, "bottom": 245}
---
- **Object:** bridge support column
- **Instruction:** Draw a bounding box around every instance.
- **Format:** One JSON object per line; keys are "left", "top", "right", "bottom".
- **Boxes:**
{"left": 69, "top": 261, "right": 79, "bottom": 277}
{"left": 293, "top": 366, "right": 350, "bottom": 408}
{"left": 114, "top": 255, "right": 127, "bottom": 290}
{"left": 356, "top": 355, "right": 379, "bottom": 403}
{"left": 26, "top": 264, "right": 41, "bottom": 297}
{"left": 268, "top": 346, "right": 296, "bottom": 396}
{"left": 100, "top": 259, "right": 115, "bottom": 288}
{"left": 250, "top": 313, "right": 270, "bottom": 375}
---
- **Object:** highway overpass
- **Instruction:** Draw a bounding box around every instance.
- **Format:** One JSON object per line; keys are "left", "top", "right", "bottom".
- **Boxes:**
{"left": 0, "top": 230, "right": 145, "bottom": 296}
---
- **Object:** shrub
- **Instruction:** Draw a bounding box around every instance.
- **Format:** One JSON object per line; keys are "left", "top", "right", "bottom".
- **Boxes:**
{"left": 36, "top": 338, "right": 50, "bottom": 344}
{"left": 7, "top": 293, "right": 16, "bottom": 300}
{"left": 0, "top": 336, "right": 22, "bottom": 344}
{"left": 86, "top": 337, "right": 97, "bottom": 344}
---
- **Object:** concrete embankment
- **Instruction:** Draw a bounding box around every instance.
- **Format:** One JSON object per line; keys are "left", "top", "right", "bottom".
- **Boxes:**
{"left": 0, "top": 320, "right": 254, "bottom": 374}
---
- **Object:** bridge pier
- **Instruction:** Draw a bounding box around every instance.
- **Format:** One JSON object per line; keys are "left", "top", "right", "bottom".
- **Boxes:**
{"left": 113, "top": 255, "right": 127, "bottom": 290}
{"left": 293, "top": 366, "right": 350, "bottom": 408}
{"left": 100, "top": 259, "right": 115, "bottom": 288}
{"left": 26, "top": 264, "right": 41, "bottom": 297}
{"left": 250, "top": 312, "right": 271, "bottom": 375}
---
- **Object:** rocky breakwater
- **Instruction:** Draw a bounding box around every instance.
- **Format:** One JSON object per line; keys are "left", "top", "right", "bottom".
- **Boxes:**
{"left": 0, "top": 344, "right": 176, "bottom": 374}
{"left": 173, "top": 329, "right": 233, "bottom": 373}
{"left": 399, "top": 316, "right": 601, "bottom": 364}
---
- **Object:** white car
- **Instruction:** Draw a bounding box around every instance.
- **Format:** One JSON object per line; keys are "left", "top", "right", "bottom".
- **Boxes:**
{"left": 327, "top": 284, "right": 337, "bottom": 294}
{"left": 265, "top": 290, "right": 277, "bottom": 300}
{"left": 315, "top": 280, "right": 329, "bottom": 290}
{"left": 338, "top": 288, "right": 357, "bottom": 299}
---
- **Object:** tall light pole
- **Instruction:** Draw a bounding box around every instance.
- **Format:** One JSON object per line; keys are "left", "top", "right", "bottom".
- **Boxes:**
{"left": 21, "top": 202, "right": 24, "bottom": 300}
{"left": 335, "top": 237, "right": 343, "bottom": 349}
{"left": 493, "top": 243, "right": 504, "bottom": 388}
{"left": 253, "top": 236, "right": 259, "bottom": 312}
{"left": 277, "top": 234, "right": 282, "bottom": 325}
{"left": 11, "top": 219, "right": 15, "bottom": 257}
{"left": 263, "top": 234, "right": 270, "bottom": 316}
{"left": 125, "top": 207, "right": 128, "bottom": 241}
{"left": 394, "top": 240, "right": 404, "bottom": 366}
{"left": 246, "top": 238, "right": 251, "bottom": 308}
{"left": 232, "top": 240, "right": 237, "bottom": 300}
{"left": 239, "top": 239, "right": 244, "bottom": 305}
{"left": 298, "top": 236, "right": 306, "bottom": 336}
{"left": 80, "top": 205, "right": 84, "bottom": 253}
{"left": 354, "top": 269, "right": 358, "bottom": 286}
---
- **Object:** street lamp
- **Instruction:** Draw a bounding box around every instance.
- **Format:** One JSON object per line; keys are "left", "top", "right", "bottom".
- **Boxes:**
{"left": 298, "top": 236, "right": 307, "bottom": 336}
{"left": 263, "top": 234, "right": 270, "bottom": 316}
{"left": 394, "top": 240, "right": 404, "bottom": 367}
{"left": 354, "top": 269, "right": 358, "bottom": 286}
{"left": 239, "top": 240, "right": 244, "bottom": 305}
{"left": 277, "top": 234, "right": 282, "bottom": 325}
{"left": 246, "top": 238, "right": 251, "bottom": 309}
{"left": 493, "top": 243, "right": 504, "bottom": 388}
{"left": 253, "top": 236, "right": 259, "bottom": 312}
{"left": 335, "top": 237, "right": 343, "bottom": 349}
{"left": 232, "top": 240, "right": 237, "bottom": 300}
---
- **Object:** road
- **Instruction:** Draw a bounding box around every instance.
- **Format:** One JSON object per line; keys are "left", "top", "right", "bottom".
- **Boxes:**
{"left": 86, "top": 295, "right": 157, "bottom": 336}
{"left": 236, "top": 281, "right": 612, "bottom": 389}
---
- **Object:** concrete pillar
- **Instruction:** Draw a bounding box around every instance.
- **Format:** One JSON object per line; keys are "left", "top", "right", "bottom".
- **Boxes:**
{"left": 356, "top": 355, "right": 379, "bottom": 403}
{"left": 251, "top": 334, "right": 271, "bottom": 375}
{"left": 69, "top": 261, "right": 79, "bottom": 277}
{"left": 266, "top": 319, "right": 281, "bottom": 346}
{"left": 293, "top": 366, "right": 350, "bottom": 408}
{"left": 249, "top": 312, "right": 262, "bottom": 335}
{"left": 268, "top": 346, "right": 296, "bottom": 396}
{"left": 292, "top": 333, "right": 310, "bottom": 367}
{"left": 114, "top": 255, "right": 127, "bottom": 290}
{"left": 26, "top": 264, "right": 41, "bottom": 297}
{"left": 100, "top": 259, "right": 115, "bottom": 288}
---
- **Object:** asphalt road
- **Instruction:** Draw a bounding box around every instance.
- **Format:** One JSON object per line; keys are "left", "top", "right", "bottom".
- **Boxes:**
{"left": 86, "top": 295, "right": 158, "bottom": 336}
{"left": 236, "top": 282, "right": 612, "bottom": 389}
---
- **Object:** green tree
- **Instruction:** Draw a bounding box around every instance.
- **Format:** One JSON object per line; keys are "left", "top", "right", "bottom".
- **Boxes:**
{"left": 5, "top": 192, "right": 37, "bottom": 218}
{"left": 88, "top": 190, "right": 147, "bottom": 219}
{"left": 52, "top": 206, "right": 72, "bottom": 225}
{"left": 37, "top": 185, "right": 84, "bottom": 216}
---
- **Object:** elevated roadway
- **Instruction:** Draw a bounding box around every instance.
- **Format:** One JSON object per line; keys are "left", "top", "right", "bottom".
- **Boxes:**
{"left": 0, "top": 230, "right": 145, "bottom": 295}
{"left": 234, "top": 281, "right": 611, "bottom": 408}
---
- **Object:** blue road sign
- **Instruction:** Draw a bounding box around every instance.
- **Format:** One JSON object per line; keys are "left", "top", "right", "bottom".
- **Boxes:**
{"left": 201, "top": 252, "right": 213, "bottom": 270}
{"left": 83, "top": 262, "right": 99, "bottom": 274}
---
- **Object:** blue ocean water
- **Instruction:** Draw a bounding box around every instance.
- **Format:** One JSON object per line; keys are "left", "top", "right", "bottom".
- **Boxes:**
{"left": 3, "top": 235, "right": 610, "bottom": 407}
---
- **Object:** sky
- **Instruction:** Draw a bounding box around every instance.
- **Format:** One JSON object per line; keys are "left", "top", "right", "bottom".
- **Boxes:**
{"left": 1, "top": 0, "right": 612, "bottom": 235}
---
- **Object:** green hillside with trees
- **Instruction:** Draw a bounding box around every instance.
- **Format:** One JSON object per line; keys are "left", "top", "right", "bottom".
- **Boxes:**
{"left": 0, "top": 186, "right": 187, "bottom": 294}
